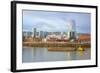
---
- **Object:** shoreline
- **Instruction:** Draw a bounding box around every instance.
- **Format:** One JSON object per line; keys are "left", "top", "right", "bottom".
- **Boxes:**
{"left": 23, "top": 41, "right": 90, "bottom": 48}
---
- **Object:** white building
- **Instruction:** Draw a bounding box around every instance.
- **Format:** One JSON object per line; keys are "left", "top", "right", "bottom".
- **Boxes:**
{"left": 67, "top": 19, "right": 76, "bottom": 40}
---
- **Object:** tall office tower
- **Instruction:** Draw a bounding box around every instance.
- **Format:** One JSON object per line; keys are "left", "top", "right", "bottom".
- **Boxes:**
{"left": 44, "top": 32, "right": 48, "bottom": 38}
{"left": 40, "top": 31, "right": 44, "bottom": 38}
{"left": 67, "top": 19, "right": 76, "bottom": 40}
{"left": 32, "top": 28, "right": 37, "bottom": 38}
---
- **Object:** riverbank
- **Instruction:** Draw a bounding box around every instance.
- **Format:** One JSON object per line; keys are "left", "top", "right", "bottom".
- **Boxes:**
{"left": 23, "top": 41, "right": 90, "bottom": 48}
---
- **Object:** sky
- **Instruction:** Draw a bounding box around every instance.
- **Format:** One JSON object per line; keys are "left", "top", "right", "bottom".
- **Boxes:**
{"left": 23, "top": 10, "right": 91, "bottom": 33}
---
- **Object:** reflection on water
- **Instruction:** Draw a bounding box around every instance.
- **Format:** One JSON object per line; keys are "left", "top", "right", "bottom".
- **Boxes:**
{"left": 22, "top": 47, "right": 90, "bottom": 63}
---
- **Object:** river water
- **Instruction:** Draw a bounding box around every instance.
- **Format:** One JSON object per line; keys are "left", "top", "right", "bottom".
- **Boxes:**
{"left": 22, "top": 47, "right": 90, "bottom": 63}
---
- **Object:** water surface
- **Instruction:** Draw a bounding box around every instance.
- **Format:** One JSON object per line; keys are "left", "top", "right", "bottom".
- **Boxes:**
{"left": 22, "top": 47, "right": 90, "bottom": 63}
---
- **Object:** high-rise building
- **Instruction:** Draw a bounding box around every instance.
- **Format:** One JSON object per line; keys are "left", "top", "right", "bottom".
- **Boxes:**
{"left": 40, "top": 31, "right": 44, "bottom": 38}
{"left": 32, "top": 28, "right": 37, "bottom": 38}
{"left": 67, "top": 19, "right": 76, "bottom": 40}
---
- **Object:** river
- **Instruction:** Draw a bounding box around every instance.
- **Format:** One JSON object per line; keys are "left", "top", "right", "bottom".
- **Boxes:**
{"left": 22, "top": 47, "right": 90, "bottom": 63}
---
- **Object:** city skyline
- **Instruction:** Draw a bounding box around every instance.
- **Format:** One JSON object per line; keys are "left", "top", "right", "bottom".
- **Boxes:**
{"left": 23, "top": 10, "right": 91, "bottom": 33}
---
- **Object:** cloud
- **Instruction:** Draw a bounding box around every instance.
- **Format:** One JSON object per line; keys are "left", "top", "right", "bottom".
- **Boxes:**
{"left": 23, "top": 10, "right": 91, "bottom": 33}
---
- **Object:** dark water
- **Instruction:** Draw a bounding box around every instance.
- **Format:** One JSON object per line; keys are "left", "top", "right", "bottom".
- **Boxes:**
{"left": 22, "top": 47, "right": 90, "bottom": 63}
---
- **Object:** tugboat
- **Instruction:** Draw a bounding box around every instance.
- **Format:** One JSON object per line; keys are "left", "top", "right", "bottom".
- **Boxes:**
{"left": 77, "top": 46, "right": 84, "bottom": 51}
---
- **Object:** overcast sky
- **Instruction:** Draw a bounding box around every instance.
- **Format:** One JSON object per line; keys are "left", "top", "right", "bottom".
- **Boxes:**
{"left": 23, "top": 10, "right": 91, "bottom": 33}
